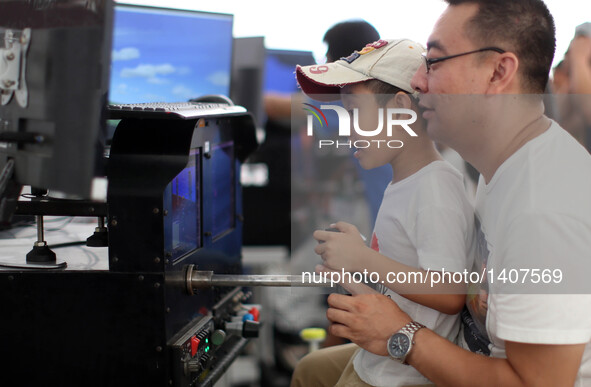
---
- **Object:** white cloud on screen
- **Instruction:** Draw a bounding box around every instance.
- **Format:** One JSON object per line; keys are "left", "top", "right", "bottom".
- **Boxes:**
{"left": 112, "top": 47, "right": 140, "bottom": 61}
{"left": 147, "top": 77, "right": 170, "bottom": 85}
{"left": 207, "top": 71, "right": 230, "bottom": 87}
{"left": 121, "top": 63, "right": 176, "bottom": 78}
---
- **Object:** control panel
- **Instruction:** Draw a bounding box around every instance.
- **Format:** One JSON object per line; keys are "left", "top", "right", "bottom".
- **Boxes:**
{"left": 212, "top": 288, "right": 261, "bottom": 340}
{"left": 169, "top": 316, "right": 215, "bottom": 386}
{"left": 168, "top": 287, "right": 262, "bottom": 387}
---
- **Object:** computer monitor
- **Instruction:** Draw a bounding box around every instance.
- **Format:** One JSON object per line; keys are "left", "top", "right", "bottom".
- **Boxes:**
{"left": 0, "top": 0, "right": 113, "bottom": 200}
{"left": 163, "top": 148, "right": 201, "bottom": 262}
{"left": 162, "top": 140, "right": 236, "bottom": 262}
{"left": 230, "top": 37, "right": 266, "bottom": 126}
{"left": 109, "top": 4, "right": 233, "bottom": 104}
{"left": 210, "top": 141, "right": 235, "bottom": 239}
{"left": 264, "top": 48, "right": 316, "bottom": 94}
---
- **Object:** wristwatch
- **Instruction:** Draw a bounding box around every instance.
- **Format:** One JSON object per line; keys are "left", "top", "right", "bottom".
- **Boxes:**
{"left": 386, "top": 321, "right": 426, "bottom": 364}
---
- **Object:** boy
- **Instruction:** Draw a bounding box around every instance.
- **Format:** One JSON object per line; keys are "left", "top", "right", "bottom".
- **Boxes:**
{"left": 291, "top": 39, "right": 475, "bottom": 386}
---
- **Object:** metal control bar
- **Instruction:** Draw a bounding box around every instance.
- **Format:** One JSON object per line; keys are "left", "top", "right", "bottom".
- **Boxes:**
{"left": 179, "top": 265, "right": 329, "bottom": 295}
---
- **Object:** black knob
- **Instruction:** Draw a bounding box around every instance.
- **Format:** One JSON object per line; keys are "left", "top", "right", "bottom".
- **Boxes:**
{"left": 242, "top": 320, "right": 260, "bottom": 338}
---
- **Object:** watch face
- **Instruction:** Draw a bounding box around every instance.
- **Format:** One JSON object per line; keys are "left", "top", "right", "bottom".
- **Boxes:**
{"left": 388, "top": 333, "right": 411, "bottom": 358}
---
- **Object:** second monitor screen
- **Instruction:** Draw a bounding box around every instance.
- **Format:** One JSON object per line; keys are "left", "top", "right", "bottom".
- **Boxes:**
{"left": 164, "top": 141, "right": 236, "bottom": 261}
{"left": 165, "top": 149, "right": 201, "bottom": 262}
{"left": 110, "top": 5, "right": 233, "bottom": 104}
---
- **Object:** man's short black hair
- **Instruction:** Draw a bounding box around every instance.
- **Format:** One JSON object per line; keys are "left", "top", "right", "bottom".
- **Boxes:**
{"left": 323, "top": 20, "right": 380, "bottom": 62}
{"left": 445, "top": 0, "right": 555, "bottom": 93}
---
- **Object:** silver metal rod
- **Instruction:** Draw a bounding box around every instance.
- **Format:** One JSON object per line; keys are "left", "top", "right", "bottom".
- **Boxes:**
{"left": 36, "top": 215, "right": 44, "bottom": 242}
{"left": 210, "top": 274, "right": 328, "bottom": 287}
{"left": 189, "top": 271, "right": 330, "bottom": 289}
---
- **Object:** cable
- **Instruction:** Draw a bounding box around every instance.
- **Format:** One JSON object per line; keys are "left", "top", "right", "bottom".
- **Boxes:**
{"left": 49, "top": 240, "right": 86, "bottom": 249}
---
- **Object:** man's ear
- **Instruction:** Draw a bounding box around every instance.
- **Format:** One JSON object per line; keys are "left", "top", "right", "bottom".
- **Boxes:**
{"left": 388, "top": 91, "right": 413, "bottom": 109}
{"left": 488, "top": 52, "right": 519, "bottom": 93}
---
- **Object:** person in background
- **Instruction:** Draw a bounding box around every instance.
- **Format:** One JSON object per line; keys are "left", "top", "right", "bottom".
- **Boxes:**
{"left": 549, "top": 59, "right": 588, "bottom": 147}
{"left": 265, "top": 20, "right": 381, "bottom": 117}
{"left": 265, "top": 19, "right": 391, "bottom": 227}
{"left": 562, "top": 22, "right": 591, "bottom": 150}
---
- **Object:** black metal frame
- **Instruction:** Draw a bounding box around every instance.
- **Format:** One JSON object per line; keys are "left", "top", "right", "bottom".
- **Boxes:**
{"left": 0, "top": 111, "right": 258, "bottom": 387}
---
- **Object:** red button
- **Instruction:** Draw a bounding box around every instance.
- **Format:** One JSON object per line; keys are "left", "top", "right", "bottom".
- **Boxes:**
{"left": 191, "top": 336, "right": 200, "bottom": 357}
{"left": 248, "top": 307, "right": 260, "bottom": 322}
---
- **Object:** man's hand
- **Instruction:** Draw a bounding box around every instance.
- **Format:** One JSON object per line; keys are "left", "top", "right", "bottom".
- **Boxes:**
{"left": 326, "top": 293, "right": 412, "bottom": 356}
{"left": 313, "top": 221, "right": 367, "bottom": 273}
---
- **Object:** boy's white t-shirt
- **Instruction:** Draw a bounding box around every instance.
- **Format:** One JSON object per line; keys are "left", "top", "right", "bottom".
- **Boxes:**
{"left": 353, "top": 160, "right": 475, "bottom": 387}
{"left": 461, "top": 121, "right": 591, "bottom": 386}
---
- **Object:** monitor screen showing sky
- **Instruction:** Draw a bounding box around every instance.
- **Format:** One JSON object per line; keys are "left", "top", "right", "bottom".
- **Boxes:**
{"left": 110, "top": 5, "right": 233, "bottom": 104}
{"left": 264, "top": 49, "right": 315, "bottom": 94}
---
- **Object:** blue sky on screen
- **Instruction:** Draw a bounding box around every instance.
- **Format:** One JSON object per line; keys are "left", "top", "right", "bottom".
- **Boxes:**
{"left": 264, "top": 50, "right": 315, "bottom": 94}
{"left": 109, "top": 6, "right": 233, "bottom": 104}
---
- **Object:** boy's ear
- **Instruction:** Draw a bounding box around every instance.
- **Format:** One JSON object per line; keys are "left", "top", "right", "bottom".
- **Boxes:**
{"left": 388, "top": 91, "right": 413, "bottom": 109}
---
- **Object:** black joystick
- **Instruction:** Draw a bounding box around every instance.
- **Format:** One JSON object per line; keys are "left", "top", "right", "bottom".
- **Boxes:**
{"left": 319, "top": 227, "right": 340, "bottom": 244}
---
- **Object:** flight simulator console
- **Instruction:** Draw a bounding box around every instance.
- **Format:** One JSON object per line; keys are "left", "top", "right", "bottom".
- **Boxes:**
{"left": 0, "top": 2, "right": 275, "bottom": 386}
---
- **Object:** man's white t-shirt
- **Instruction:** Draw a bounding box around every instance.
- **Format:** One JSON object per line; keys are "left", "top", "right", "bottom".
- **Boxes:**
{"left": 462, "top": 121, "right": 591, "bottom": 386}
{"left": 354, "top": 160, "right": 475, "bottom": 387}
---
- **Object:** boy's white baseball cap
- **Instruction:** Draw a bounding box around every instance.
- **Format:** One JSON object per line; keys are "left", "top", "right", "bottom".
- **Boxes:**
{"left": 296, "top": 38, "right": 424, "bottom": 101}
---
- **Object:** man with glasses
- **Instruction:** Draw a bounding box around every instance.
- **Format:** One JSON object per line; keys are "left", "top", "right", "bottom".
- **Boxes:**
{"left": 323, "top": 0, "right": 591, "bottom": 385}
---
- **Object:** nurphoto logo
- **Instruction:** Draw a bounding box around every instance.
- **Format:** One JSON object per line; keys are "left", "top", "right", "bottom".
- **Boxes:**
{"left": 303, "top": 103, "right": 418, "bottom": 149}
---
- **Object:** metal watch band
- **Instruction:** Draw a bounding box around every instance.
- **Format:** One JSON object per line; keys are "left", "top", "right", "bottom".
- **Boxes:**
{"left": 387, "top": 321, "right": 427, "bottom": 364}
{"left": 399, "top": 321, "right": 425, "bottom": 365}
{"left": 400, "top": 321, "right": 426, "bottom": 336}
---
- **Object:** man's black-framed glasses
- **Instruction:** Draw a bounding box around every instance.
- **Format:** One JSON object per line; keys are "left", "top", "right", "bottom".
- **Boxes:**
{"left": 422, "top": 47, "right": 506, "bottom": 73}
